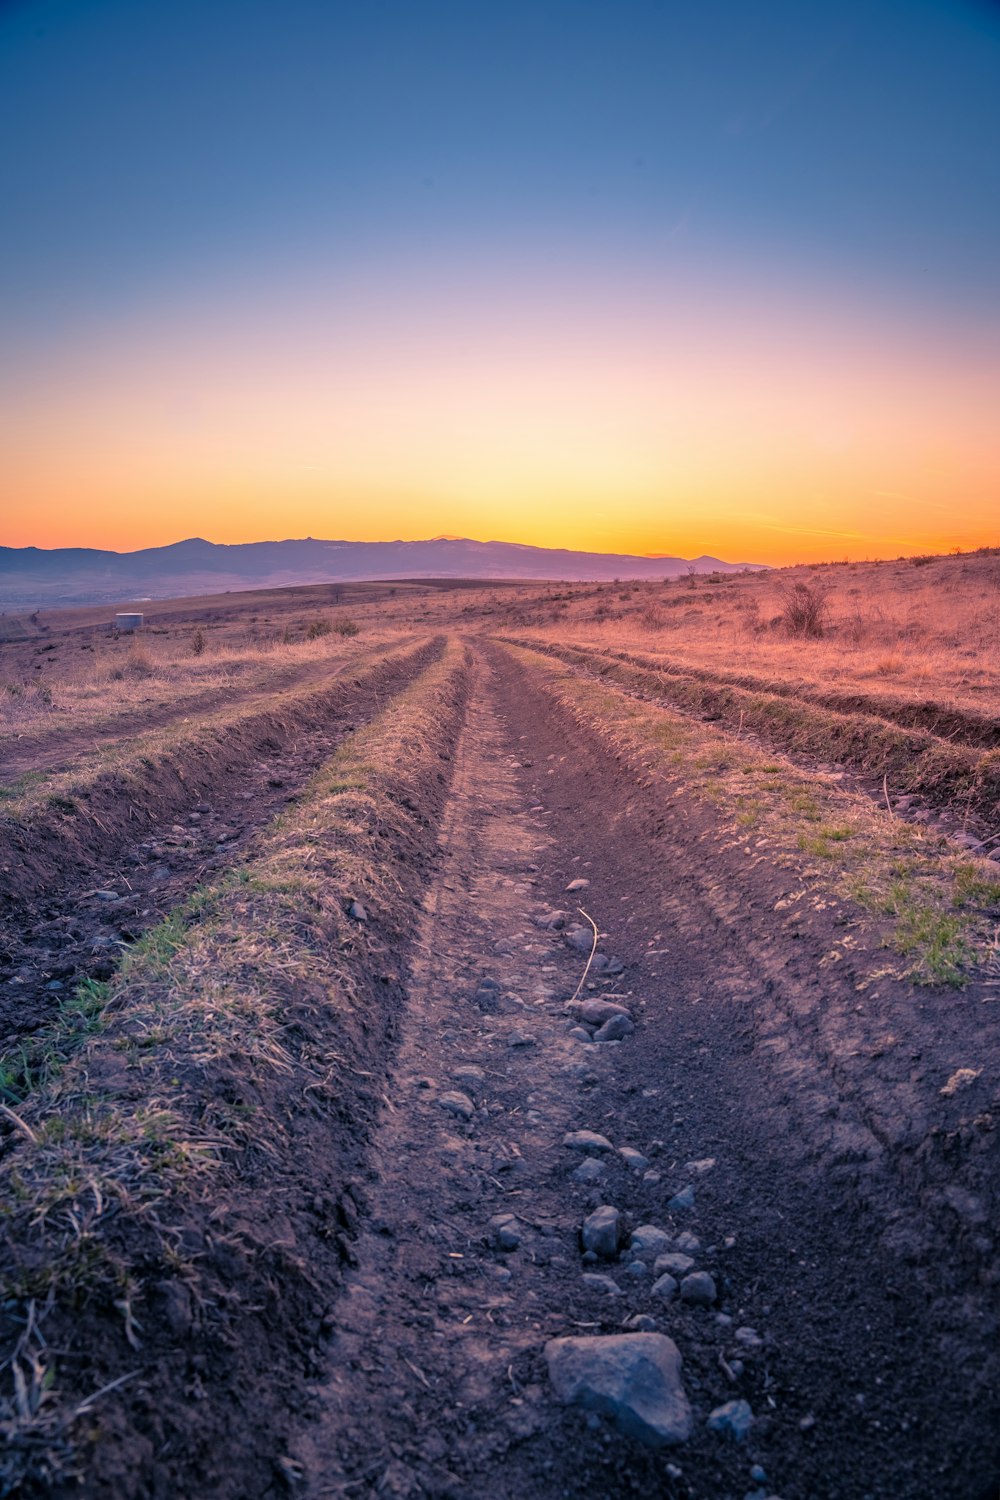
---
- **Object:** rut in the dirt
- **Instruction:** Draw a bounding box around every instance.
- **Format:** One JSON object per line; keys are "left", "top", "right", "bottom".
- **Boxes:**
{"left": 291, "top": 641, "right": 998, "bottom": 1500}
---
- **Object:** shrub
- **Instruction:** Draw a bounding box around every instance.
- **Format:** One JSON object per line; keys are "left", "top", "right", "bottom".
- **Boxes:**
{"left": 306, "top": 618, "right": 332, "bottom": 639}
{"left": 779, "top": 580, "right": 831, "bottom": 638}
{"left": 191, "top": 628, "right": 206, "bottom": 656}
{"left": 333, "top": 617, "right": 360, "bottom": 637}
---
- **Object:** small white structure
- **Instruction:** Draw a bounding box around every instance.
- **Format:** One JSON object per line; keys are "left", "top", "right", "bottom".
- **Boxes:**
{"left": 115, "top": 612, "right": 144, "bottom": 631}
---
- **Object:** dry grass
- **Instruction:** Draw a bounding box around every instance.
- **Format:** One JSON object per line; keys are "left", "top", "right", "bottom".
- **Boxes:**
{"left": 504, "top": 641, "right": 1000, "bottom": 987}
{"left": 0, "top": 638, "right": 470, "bottom": 1492}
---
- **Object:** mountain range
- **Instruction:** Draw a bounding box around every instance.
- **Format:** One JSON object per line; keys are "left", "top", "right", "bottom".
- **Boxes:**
{"left": 0, "top": 536, "right": 766, "bottom": 610}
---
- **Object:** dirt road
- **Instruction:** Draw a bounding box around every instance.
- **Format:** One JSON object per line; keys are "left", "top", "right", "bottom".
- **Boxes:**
{"left": 291, "top": 641, "right": 998, "bottom": 1500}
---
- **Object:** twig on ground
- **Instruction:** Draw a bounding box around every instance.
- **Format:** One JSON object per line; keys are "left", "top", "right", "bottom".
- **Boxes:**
{"left": 568, "top": 908, "right": 599, "bottom": 1005}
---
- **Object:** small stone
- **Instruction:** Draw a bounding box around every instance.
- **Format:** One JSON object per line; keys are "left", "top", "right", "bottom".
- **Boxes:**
{"left": 619, "top": 1147, "right": 650, "bottom": 1172}
{"left": 566, "top": 926, "right": 595, "bottom": 952}
{"left": 674, "top": 1231, "right": 701, "bottom": 1252}
{"left": 508, "top": 1030, "right": 535, "bottom": 1048}
{"left": 453, "top": 1065, "right": 485, "bottom": 1084}
{"left": 568, "top": 998, "right": 632, "bottom": 1026}
{"left": 707, "top": 1399, "right": 754, "bottom": 1442}
{"left": 572, "top": 1158, "right": 606, "bottom": 1185}
{"left": 348, "top": 900, "right": 368, "bottom": 921}
{"left": 750, "top": 1465, "right": 767, "bottom": 1484}
{"left": 489, "top": 1214, "right": 521, "bottom": 1251}
{"left": 545, "top": 1333, "right": 692, "bottom": 1447}
{"left": 680, "top": 1272, "right": 716, "bottom": 1307}
{"left": 581, "top": 1273, "right": 623, "bottom": 1296}
{"left": 436, "top": 1091, "right": 474, "bottom": 1120}
{"left": 624, "top": 1259, "right": 649, "bottom": 1279}
{"left": 582, "top": 1205, "right": 622, "bottom": 1258}
{"left": 651, "top": 1273, "right": 678, "bottom": 1301}
{"left": 624, "top": 1314, "right": 658, "bottom": 1332}
{"left": 535, "top": 910, "right": 568, "bottom": 929}
{"left": 594, "top": 1014, "right": 634, "bottom": 1043}
{"left": 94, "top": 890, "right": 120, "bottom": 902}
{"left": 629, "top": 1225, "right": 672, "bottom": 1258}
{"left": 643, "top": 1170, "right": 662, "bottom": 1186}
{"left": 684, "top": 1157, "right": 716, "bottom": 1175}
{"left": 735, "top": 1327, "right": 764, "bottom": 1351}
{"left": 654, "top": 1253, "right": 695, "bottom": 1278}
{"left": 563, "top": 1130, "right": 615, "bottom": 1154}
{"left": 668, "top": 1185, "right": 695, "bottom": 1211}
{"left": 568, "top": 1026, "right": 593, "bottom": 1042}
{"left": 565, "top": 878, "right": 591, "bottom": 891}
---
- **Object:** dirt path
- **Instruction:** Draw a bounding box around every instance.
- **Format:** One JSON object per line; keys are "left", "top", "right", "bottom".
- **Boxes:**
{"left": 289, "top": 641, "right": 998, "bottom": 1500}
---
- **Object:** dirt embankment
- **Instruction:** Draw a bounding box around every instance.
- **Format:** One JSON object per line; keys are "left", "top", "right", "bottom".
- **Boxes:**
{"left": 0, "top": 639, "right": 443, "bottom": 1066}
{"left": 0, "top": 643, "right": 473, "bottom": 1498}
{"left": 507, "top": 636, "right": 1000, "bottom": 833}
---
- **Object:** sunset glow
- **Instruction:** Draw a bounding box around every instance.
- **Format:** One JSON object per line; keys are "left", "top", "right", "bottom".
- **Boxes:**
{"left": 2, "top": 1, "right": 998, "bottom": 566}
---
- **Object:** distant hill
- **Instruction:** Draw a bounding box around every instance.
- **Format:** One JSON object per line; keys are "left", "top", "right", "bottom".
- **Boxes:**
{"left": 0, "top": 536, "right": 767, "bottom": 609}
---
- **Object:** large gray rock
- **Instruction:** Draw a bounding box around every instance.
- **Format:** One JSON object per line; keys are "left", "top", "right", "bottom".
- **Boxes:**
{"left": 629, "top": 1225, "right": 672, "bottom": 1258}
{"left": 582, "top": 1205, "right": 621, "bottom": 1257}
{"left": 594, "top": 1013, "right": 634, "bottom": 1042}
{"left": 545, "top": 1333, "right": 692, "bottom": 1447}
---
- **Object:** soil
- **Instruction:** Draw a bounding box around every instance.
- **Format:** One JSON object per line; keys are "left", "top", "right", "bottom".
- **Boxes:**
{"left": 0, "top": 639, "right": 441, "bottom": 1056}
{"left": 290, "top": 641, "right": 1000, "bottom": 1500}
{"left": 5, "top": 635, "right": 999, "bottom": 1498}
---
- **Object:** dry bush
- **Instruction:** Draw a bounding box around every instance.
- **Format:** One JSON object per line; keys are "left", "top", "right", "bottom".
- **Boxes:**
{"left": 190, "top": 629, "right": 206, "bottom": 656}
{"left": 780, "top": 580, "right": 831, "bottom": 638}
{"left": 109, "top": 648, "right": 156, "bottom": 681}
{"left": 640, "top": 604, "right": 669, "bottom": 630}
{"left": 334, "top": 617, "right": 360, "bottom": 637}
{"left": 306, "top": 618, "right": 332, "bottom": 639}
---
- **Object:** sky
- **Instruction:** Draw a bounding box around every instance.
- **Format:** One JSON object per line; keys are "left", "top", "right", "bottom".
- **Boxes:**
{"left": 1, "top": 0, "right": 998, "bottom": 565}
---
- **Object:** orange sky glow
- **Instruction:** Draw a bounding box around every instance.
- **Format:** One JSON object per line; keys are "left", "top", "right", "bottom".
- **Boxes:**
{"left": 3, "top": 258, "right": 997, "bottom": 566}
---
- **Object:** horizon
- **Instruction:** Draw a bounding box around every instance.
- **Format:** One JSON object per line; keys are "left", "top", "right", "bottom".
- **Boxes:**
{"left": 2, "top": 1, "right": 998, "bottom": 566}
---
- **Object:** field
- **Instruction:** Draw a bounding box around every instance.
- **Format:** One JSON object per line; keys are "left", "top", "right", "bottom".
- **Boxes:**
{"left": 1, "top": 551, "right": 999, "bottom": 1499}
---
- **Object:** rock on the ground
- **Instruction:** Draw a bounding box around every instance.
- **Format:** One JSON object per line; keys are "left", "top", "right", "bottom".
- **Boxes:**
{"left": 566, "top": 926, "right": 595, "bottom": 952}
{"left": 565, "top": 878, "right": 591, "bottom": 891}
{"left": 680, "top": 1271, "right": 717, "bottom": 1307}
{"left": 619, "top": 1147, "right": 650, "bottom": 1172}
{"left": 545, "top": 1333, "right": 692, "bottom": 1448}
{"left": 572, "top": 1158, "right": 606, "bottom": 1184}
{"left": 568, "top": 1026, "right": 593, "bottom": 1043}
{"left": 674, "top": 1231, "right": 701, "bottom": 1252}
{"left": 348, "top": 900, "right": 368, "bottom": 921}
{"left": 582, "top": 1205, "right": 621, "bottom": 1258}
{"left": 594, "top": 1013, "right": 634, "bottom": 1042}
{"left": 629, "top": 1225, "right": 672, "bottom": 1258}
{"left": 668, "top": 1185, "right": 695, "bottom": 1210}
{"left": 707, "top": 1399, "right": 754, "bottom": 1442}
{"left": 651, "top": 1273, "right": 678, "bottom": 1301}
{"left": 654, "top": 1252, "right": 695, "bottom": 1277}
{"left": 568, "top": 998, "right": 632, "bottom": 1026}
{"left": 489, "top": 1214, "right": 522, "bottom": 1251}
{"left": 435, "top": 1090, "right": 475, "bottom": 1120}
{"left": 581, "top": 1273, "right": 623, "bottom": 1296}
{"left": 563, "top": 1130, "right": 615, "bottom": 1154}
{"left": 684, "top": 1157, "right": 716, "bottom": 1175}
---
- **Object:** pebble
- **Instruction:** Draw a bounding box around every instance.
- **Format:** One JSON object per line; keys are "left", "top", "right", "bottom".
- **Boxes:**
{"left": 508, "top": 1030, "right": 535, "bottom": 1048}
{"left": 684, "top": 1157, "right": 716, "bottom": 1175}
{"left": 651, "top": 1273, "right": 678, "bottom": 1301}
{"left": 594, "top": 1014, "right": 634, "bottom": 1042}
{"left": 545, "top": 1332, "right": 692, "bottom": 1447}
{"left": 435, "top": 1091, "right": 475, "bottom": 1120}
{"left": 568, "top": 1026, "right": 593, "bottom": 1043}
{"left": 581, "top": 1205, "right": 621, "bottom": 1258}
{"left": 348, "top": 900, "right": 368, "bottom": 921}
{"left": 668, "top": 1185, "right": 695, "bottom": 1211}
{"left": 735, "top": 1327, "right": 764, "bottom": 1350}
{"left": 94, "top": 890, "right": 120, "bottom": 902}
{"left": 580, "top": 1273, "right": 623, "bottom": 1296}
{"left": 674, "top": 1231, "right": 701, "bottom": 1252}
{"left": 489, "top": 1214, "right": 522, "bottom": 1251}
{"left": 565, "top": 878, "right": 591, "bottom": 891}
{"left": 629, "top": 1225, "right": 672, "bottom": 1258}
{"left": 624, "top": 1314, "right": 658, "bottom": 1332}
{"left": 563, "top": 1130, "right": 615, "bottom": 1154}
{"left": 619, "top": 1147, "right": 650, "bottom": 1172}
{"left": 751, "top": 1465, "right": 768, "bottom": 1484}
{"left": 680, "top": 1272, "right": 717, "bottom": 1307}
{"left": 535, "top": 910, "right": 568, "bottom": 929}
{"left": 654, "top": 1253, "right": 695, "bottom": 1277}
{"left": 568, "top": 998, "right": 631, "bottom": 1026}
{"left": 624, "top": 1259, "right": 649, "bottom": 1279}
{"left": 707, "top": 1399, "right": 754, "bottom": 1442}
{"left": 572, "top": 1158, "right": 606, "bottom": 1185}
{"left": 566, "top": 927, "right": 595, "bottom": 953}
{"left": 453, "top": 1065, "right": 485, "bottom": 1084}
{"left": 642, "top": 1170, "right": 662, "bottom": 1186}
